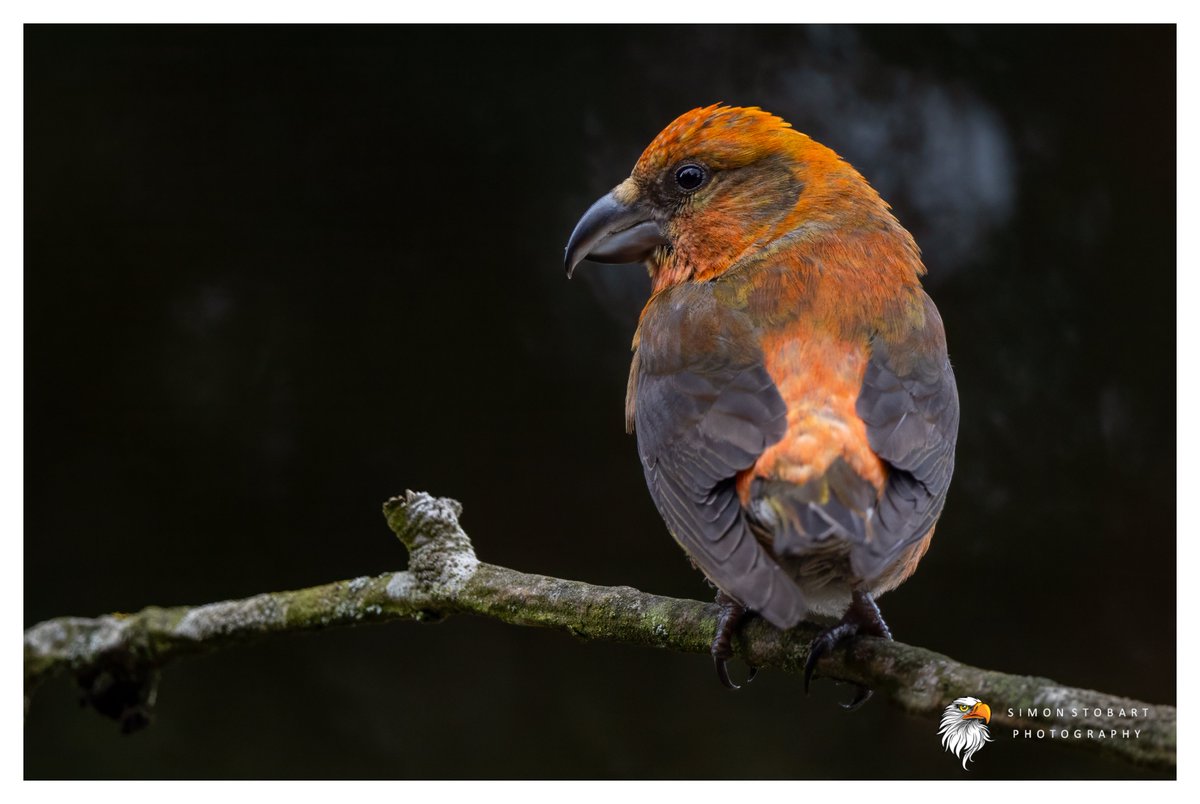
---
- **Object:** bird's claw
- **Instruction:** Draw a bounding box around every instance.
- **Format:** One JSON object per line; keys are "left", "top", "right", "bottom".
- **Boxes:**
{"left": 803, "top": 621, "right": 859, "bottom": 694}
{"left": 714, "top": 656, "right": 758, "bottom": 690}
{"left": 711, "top": 592, "right": 755, "bottom": 690}
{"left": 715, "top": 657, "right": 738, "bottom": 689}
{"left": 710, "top": 657, "right": 758, "bottom": 691}
{"left": 804, "top": 589, "right": 892, "bottom": 708}
{"left": 840, "top": 684, "right": 873, "bottom": 710}
{"left": 804, "top": 625, "right": 877, "bottom": 708}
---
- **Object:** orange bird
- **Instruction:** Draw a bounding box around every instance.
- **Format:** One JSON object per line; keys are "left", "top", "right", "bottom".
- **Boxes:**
{"left": 565, "top": 106, "right": 959, "bottom": 704}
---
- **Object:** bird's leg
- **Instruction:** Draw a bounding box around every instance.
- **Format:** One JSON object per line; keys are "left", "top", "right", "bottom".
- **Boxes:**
{"left": 711, "top": 591, "right": 758, "bottom": 690}
{"left": 804, "top": 588, "right": 892, "bottom": 710}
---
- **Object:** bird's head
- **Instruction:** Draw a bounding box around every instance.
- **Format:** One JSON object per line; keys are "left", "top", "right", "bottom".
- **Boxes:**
{"left": 565, "top": 105, "right": 901, "bottom": 291}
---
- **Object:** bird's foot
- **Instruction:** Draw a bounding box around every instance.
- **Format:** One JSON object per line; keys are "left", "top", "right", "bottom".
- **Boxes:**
{"left": 711, "top": 592, "right": 757, "bottom": 690}
{"left": 803, "top": 589, "right": 892, "bottom": 710}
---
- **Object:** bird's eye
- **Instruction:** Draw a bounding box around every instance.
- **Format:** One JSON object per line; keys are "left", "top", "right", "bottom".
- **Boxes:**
{"left": 674, "top": 164, "right": 706, "bottom": 192}
{"left": 958, "top": 704, "right": 970, "bottom": 711}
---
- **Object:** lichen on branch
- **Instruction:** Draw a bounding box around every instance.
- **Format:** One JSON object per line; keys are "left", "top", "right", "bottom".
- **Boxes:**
{"left": 24, "top": 490, "right": 1176, "bottom": 769}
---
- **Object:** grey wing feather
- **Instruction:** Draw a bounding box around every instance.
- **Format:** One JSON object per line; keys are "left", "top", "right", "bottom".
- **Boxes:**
{"left": 635, "top": 364, "right": 808, "bottom": 629}
{"left": 852, "top": 292, "right": 960, "bottom": 580}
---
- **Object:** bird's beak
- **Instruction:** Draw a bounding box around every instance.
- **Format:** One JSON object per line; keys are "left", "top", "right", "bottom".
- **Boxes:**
{"left": 564, "top": 186, "right": 668, "bottom": 278}
{"left": 964, "top": 702, "right": 991, "bottom": 723}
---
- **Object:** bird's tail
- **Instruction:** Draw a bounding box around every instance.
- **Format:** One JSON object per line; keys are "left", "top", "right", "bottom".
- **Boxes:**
{"left": 748, "top": 458, "right": 878, "bottom": 559}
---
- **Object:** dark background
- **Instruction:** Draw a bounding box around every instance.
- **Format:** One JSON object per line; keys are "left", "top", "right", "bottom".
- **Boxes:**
{"left": 25, "top": 25, "right": 1175, "bottom": 779}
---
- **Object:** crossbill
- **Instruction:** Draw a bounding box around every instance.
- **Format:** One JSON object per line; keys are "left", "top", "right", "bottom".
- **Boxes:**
{"left": 565, "top": 106, "right": 959, "bottom": 703}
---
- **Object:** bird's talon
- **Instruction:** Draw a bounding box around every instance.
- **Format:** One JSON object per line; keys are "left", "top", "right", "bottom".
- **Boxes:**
{"left": 714, "top": 657, "right": 740, "bottom": 690}
{"left": 711, "top": 592, "right": 756, "bottom": 690}
{"left": 803, "top": 646, "right": 821, "bottom": 693}
{"left": 804, "top": 622, "right": 853, "bottom": 693}
{"left": 840, "top": 684, "right": 874, "bottom": 710}
{"left": 713, "top": 656, "right": 758, "bottom": 690}
{"left": 805, "top": 591, "right": 892, "bottom": 707}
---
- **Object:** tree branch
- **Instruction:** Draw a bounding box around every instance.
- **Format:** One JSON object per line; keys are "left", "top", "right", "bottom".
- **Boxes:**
{"left": 24, "top": 491, "right": 1175, "bottom": 770}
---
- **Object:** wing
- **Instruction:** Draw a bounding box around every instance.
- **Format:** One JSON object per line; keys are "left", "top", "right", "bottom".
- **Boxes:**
{"left": 852, "top": 291, "right": 960, "bottom": 580}
{"left": 631, "top": 286, "right": 808, "bottom": 629}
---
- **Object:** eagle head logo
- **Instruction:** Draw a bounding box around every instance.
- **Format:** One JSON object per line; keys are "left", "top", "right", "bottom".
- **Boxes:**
{"left": 937, "top": 696, "right": 993, "bottom": 769}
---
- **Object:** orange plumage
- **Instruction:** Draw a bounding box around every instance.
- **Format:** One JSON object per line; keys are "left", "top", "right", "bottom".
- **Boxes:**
{"left": 566, "top": 105, "right": 958, "bottom": 696}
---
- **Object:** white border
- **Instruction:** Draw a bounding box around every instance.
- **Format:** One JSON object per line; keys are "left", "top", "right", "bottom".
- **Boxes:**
{"left": 5, "top": 3, "right": 1191, "bottom": 800}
